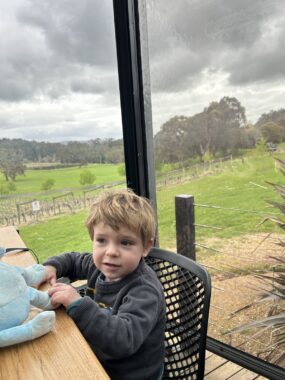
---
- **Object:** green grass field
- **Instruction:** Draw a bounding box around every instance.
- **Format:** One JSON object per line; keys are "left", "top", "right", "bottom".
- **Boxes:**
{"left": 157, "top": 153, "right": 285, "bottom": 248}
{"left": 17, "top": 151, "right": 285, "bottom": 263}
{"left": 0, "top": 163, "right": 123, "bottom": 195}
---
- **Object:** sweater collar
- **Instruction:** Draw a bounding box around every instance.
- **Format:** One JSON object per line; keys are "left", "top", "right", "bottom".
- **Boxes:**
{"left": 96, "top": 258, "right": 146, "bottom": 290}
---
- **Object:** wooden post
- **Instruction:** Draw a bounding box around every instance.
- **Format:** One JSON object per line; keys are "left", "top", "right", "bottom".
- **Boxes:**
{"left": 175, "top": 194, "right": 195, "bottom": 260}
{"left": 16, "top": 203, "right": 21, "bottom": 225}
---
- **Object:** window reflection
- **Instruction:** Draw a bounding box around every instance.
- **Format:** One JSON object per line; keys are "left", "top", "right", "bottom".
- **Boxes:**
{"left": 143, "top": 0, "right": 285, "bottom": 367}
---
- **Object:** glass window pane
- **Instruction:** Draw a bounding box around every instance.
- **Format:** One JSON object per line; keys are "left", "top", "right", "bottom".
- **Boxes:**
{"left": 0, "top": 0, "right": 125, "bottom": 260}
{"left": 144, "top": 0, "right": 285, "bottom": 368}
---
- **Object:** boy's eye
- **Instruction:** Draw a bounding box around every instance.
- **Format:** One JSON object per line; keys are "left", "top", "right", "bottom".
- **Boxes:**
{"left": 121, "top": 239, "right": 133, "bottom": 246}
{"left": 96, "top": 238, "right": 105, "bottom": 244}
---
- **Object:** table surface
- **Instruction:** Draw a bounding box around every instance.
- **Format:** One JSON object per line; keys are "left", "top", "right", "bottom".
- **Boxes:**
{"left": 0, "top": 226, "right": 110, "bottom": 380}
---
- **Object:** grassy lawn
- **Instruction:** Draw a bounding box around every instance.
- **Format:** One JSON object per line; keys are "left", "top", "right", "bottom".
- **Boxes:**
{"left": 157, "top": 153, "right": 285, "bottom": 249}
{"left": 20, "top": 210, "right": 92, "bottom": 260}
{"left": 18, "top": 152, "right": 285, "bottom": 262}
{"left": 0, "top": 163, "right": 123, "bottom": 195}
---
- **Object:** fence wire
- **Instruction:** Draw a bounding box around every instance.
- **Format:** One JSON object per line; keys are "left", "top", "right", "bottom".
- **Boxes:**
{"left": 192, "top": 201, "right": 285, "bottom": 366}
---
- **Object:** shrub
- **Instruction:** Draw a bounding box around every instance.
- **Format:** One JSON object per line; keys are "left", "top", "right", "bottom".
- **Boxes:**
{"left": 41, "top": 178, "right": 55, "bottom": 191}
{"left": 0, "top": 183, "right": 9, "bottom": 195}
{"left": 79, "top": 169, "right": 96, "bottom": 186}
{"left": 7, "top": 181, "right": 17, "bottom": 192}
{"left": 0, "top": 181, "right": 17, "bottom": 194}
{"left": 117, "top": 164, "right": 126, "bottom": 177}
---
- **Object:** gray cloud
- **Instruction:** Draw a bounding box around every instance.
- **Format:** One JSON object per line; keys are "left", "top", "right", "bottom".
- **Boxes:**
{"left": 0, "top": 0, "right": 118, "bottom": 102}
{"left": 226, "top": 14, "right": 285, "bottom": 84}
{"left": 71, "top": 79, "right": 105, "bottom": 95}
{"left": 0, "top": 0, "right": 285, "bottom": 141}
{"left": 146, "top": 0, "right": 285, "bottom": 91}
{"left": 17, "top": 0, "right": 116, "bottom": 67}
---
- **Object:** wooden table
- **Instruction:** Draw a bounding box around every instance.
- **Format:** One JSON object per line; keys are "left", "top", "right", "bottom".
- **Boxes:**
{"left": 0, "top": 226, "right": 110, "bottom": 380}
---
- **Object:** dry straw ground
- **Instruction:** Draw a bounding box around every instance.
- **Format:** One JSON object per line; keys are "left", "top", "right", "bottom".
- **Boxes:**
{"left": 200, "top": 233, "right": 285, "bottom": 365}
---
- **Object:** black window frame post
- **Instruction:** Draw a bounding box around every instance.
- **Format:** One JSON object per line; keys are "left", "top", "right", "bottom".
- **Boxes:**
{"left": 112, "top": 0, "right": 156, "bottom": 205}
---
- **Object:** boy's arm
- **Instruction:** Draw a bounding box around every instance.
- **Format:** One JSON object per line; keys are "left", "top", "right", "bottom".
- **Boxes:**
{"left": 43, "top": 252, "right": 94, "bottom": 281}
{"left": 41, "top": 265, "right": 57, "bottom": 285}
{"left": 68, "top": 283, "right": 165, "bottom": 358}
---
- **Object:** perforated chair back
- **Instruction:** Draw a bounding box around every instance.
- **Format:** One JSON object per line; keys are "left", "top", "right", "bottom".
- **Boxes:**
{"left": 145, "top": 247, "right": 211, "bottom": 380}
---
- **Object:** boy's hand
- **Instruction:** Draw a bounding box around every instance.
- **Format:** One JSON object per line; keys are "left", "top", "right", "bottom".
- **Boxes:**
{"left": 41, "top": 265, "right": 57, "bottom": 286}
{"left": 48, "top": 283, "right": 81, "bottom": 308}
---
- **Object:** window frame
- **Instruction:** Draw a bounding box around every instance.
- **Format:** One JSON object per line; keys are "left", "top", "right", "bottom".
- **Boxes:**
{"left": 113, "top": 1, "right": 284, "bottom": 378}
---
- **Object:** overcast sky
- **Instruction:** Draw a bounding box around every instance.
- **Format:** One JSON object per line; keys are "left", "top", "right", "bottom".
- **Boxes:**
{"left": 0, "top": 0, "right": 284, "bottom": 142}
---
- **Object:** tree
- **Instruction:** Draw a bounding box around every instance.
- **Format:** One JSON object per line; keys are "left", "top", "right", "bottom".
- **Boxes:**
{"left": 79, "top": 169, "right": 96, "bottom": 186}
{"left": 0, "top": 149, "right": 25, "bottom": 181}
{"left": 180, "top": 113, "right": 208, "bottom": 161}
{"left": 205, "top": 97, "right": 247, "bottom": 156}
{"left": 255, "top": 108, "right": 285, "bottom": 128}
{"left": 238, "top": 124, "right": 258, "bottom": 149}
{"left": 261, "top": 122, "right": 283, "bottom": 143}
{"left": 154, "top": 97, "right": 248, "bottom": 163}
{"left": 154, "top": 116, "right": 188, "bottom": 163}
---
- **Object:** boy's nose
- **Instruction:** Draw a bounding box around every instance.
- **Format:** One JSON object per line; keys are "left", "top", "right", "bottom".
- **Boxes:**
{"left": 106, "top": 243, "right": 119, "bottom": 256}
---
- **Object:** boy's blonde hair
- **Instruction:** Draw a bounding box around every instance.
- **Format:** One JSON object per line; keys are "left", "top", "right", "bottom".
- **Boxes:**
{"left": 86, "top": 189, "right": 155, "bottom": 249}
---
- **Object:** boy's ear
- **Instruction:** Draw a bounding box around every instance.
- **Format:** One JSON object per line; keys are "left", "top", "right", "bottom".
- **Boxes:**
{"left": 142, "top": 239, "right": 154, "bottom": 257}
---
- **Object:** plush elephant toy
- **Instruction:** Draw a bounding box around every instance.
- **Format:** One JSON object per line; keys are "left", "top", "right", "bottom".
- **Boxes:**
{"left": 0, "top": 250, "right": 55, "bottom": 348}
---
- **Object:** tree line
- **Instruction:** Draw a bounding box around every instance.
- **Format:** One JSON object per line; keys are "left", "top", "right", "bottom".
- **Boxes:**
{"left": 154, "top": 96, "right": 285, "bottom": 163}
{"left": 1, "top": 96, "right": 285, "bottom": 182}
{"left": 0, "top": 138, "right": 124, "bottom": 166}
{"left": 0, "top": 138, "right": 124, "bottom": 181}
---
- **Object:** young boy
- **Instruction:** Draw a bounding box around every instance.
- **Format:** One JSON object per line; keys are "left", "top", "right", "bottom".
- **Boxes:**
{"left": 42, "top": 189, "right": 166, "bottom": 380}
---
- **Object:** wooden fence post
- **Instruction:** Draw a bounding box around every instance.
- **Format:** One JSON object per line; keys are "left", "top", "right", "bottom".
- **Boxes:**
{"left": 16, "top": 203, "right": 21, "bottom": 225}
{"left": 175, "top": 194, "right": 195, "bottom": 260}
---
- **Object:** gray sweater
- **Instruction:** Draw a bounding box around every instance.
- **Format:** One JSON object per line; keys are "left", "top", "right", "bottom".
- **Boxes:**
{"left": 44, "top": 252, "right": 165, "bottom": 380}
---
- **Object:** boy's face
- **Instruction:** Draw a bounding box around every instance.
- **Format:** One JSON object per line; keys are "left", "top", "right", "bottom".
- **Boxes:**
{"left": 92, "top": 222, "right": 152, "bottom": 282}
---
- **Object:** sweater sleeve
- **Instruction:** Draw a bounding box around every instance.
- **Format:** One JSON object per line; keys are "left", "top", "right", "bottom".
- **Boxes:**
{"left": 68, "top": 282, "right": 163, "bottom": 359}
{"left": 43, "top": 252, "right": 94, "bottom": 281}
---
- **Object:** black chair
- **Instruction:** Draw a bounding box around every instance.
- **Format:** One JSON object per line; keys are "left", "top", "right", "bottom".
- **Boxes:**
{"left": 146, "top": 247, "right": 211, "bottom": 380}
{"left": 74, "top": 247, "right": 211, "bottom": 380}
